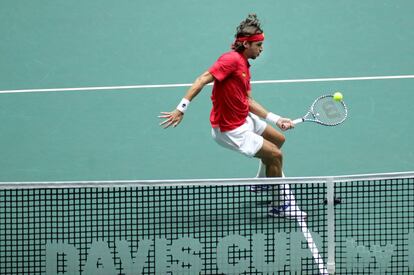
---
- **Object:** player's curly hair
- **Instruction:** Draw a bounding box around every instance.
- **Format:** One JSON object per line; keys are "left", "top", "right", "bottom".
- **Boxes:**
{"left": 232, "top": 14, "right": 264, "bottom": 52}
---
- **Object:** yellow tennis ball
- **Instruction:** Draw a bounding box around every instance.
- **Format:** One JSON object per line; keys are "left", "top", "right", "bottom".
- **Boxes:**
{"left": 333, "top": 92, "right": 343, "bottom": 101}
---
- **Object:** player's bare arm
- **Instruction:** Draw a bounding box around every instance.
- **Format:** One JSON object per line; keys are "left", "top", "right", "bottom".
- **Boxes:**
{"left": 247, "top": 93, "right": 294, "bottom": 130}
{"left": 159, "top": 71, "right": 215, "bottom": 128}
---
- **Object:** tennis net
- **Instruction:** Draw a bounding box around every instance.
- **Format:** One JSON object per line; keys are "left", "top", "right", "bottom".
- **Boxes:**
{"left": 1, "top": 172, "right": 413, "bottom": 274}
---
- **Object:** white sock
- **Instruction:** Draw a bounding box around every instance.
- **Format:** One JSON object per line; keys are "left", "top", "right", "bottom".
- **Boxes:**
{"left": 280, "top": 172, "right": 297, "bottom": 206}
{"left": 256, "top": 161, "right": 266, "bottom": 178}
{"left": 257, "top": 161, "right": 296, "bottom": 206}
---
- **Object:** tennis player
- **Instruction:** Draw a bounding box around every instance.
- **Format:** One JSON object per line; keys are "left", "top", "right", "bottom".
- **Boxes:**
{"left": 159, "top": 14, "right": 306, "bottom": 219}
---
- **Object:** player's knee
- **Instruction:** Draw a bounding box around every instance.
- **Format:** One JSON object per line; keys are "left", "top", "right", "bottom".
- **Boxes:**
{"left": 262, "top": 148, "right": 283, "bottom": 166}
{"left": 272, "top": 148, "right": 283, "bottom": 163}
{"left": 264, "top": 129, "right": 286, "bottom": 148}
{"left": 277, "top": 134, "right": 286, "bottom": 148}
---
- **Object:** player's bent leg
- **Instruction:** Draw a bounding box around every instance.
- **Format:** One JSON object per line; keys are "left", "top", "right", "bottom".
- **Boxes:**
{"left": 261, "top": 125, "right": 285, "bottom": 148}
{"left": 250, "top": 139, "right": 282, "bottom": 192}
{"left": 254, "top": 139, "right": 283, "bottom": 177}
{"left": 254, "top": 138, "right": 307, "bottom": 219}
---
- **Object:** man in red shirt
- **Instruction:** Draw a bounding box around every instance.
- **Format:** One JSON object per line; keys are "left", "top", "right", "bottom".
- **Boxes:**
{"left": 160, "top": 14, "right": 305, "bottom": 219}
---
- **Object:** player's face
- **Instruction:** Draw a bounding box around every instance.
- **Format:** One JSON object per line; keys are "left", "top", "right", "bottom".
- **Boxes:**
{"left": 244, "top": 41, "right": 263, "bottom": 59}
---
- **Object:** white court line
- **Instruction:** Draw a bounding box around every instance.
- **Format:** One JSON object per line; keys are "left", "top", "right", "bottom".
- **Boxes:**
{"left": 0, "top": 74, "right": 413, "bottom": 94}
{"left": 297, "top": 218, "right": 328, "bottom": 275}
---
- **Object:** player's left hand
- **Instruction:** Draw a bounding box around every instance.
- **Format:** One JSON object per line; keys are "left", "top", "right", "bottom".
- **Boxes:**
{"left": 159, "top": 109, "right": 184, "bottom": 128}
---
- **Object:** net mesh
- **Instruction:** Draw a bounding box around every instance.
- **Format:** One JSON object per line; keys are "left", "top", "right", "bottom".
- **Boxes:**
{"left": 0, "top": 172, "right": 413, "bottom": 274}
{"left": 335, "top": 177, "right": 414, "bottom": 274}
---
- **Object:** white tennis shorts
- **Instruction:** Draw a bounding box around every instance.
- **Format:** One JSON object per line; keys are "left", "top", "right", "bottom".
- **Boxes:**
{"left": 211, "top": 113, "right": 267, "bottom": 157}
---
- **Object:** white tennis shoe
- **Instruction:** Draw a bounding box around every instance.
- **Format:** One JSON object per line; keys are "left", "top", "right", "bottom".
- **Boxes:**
{"left": 268, "top": 202, "right": 307, "bottom": 219}
{"left": 249, "top": 185, "right": 272, "bottom": 192}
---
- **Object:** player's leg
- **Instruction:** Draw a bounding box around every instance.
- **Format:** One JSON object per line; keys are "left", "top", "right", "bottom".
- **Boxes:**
{"left": 211, "top": 116, "right": 306, "bottom": 218}
{"left": 255, "top": 125, "right": 307, "bottom": 219}
{"left": 259, "top": 125, "right": 294, "bottom": 199}
{"left": 252, "top": 124, "right": 285, "bottom": 192}
{"left": 261, "top": 124, "right": 285, "bottom": 149}
{"left": 254, "top": 125, "right": 285, "bottom": 177}
{"left": 254, "top": 139, "right": 283, "bottom": 177}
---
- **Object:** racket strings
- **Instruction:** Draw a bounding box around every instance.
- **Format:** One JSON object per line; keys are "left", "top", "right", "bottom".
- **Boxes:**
{"left": 311, "top": 96, "right": 348, "bottom": 126}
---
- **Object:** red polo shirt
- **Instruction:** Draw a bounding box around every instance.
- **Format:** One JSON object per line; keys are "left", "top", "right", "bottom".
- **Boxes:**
{"left": 208, "top": 51, "right": 251, "bottom": 131}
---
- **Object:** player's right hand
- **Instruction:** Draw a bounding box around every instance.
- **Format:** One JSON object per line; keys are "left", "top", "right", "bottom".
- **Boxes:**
{"left": 158, "top": 109, "right": 184, "bottom": 128}
{"left": 277, "top": 118, "right": 295, "bottom": 131}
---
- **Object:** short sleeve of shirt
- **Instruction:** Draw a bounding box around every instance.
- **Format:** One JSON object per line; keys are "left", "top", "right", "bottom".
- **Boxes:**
{"left": 208, "top": 52, "right": 238, "bottom": 82}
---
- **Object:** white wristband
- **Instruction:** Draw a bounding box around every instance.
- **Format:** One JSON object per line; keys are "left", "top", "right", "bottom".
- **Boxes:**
{"left": 176, "top": 98, "right": 190, "bottom": 113}
{"left": 266, "top": 112, "right": 281, "bottom": 124}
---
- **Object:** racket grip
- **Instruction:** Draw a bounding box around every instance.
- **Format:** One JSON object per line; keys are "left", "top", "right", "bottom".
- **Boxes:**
{"left": 292, "top": 118, "right": 304, "bottom": 125}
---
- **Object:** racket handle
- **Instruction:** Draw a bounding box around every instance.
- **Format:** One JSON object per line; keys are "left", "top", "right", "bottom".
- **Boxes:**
{"left": 292, "top": 118, "right": 304, "bottom": 125}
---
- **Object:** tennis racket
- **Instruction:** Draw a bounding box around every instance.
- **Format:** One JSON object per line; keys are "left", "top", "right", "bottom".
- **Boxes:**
{"left": 291, "top": 94, "right": 348, "bottom": 126}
